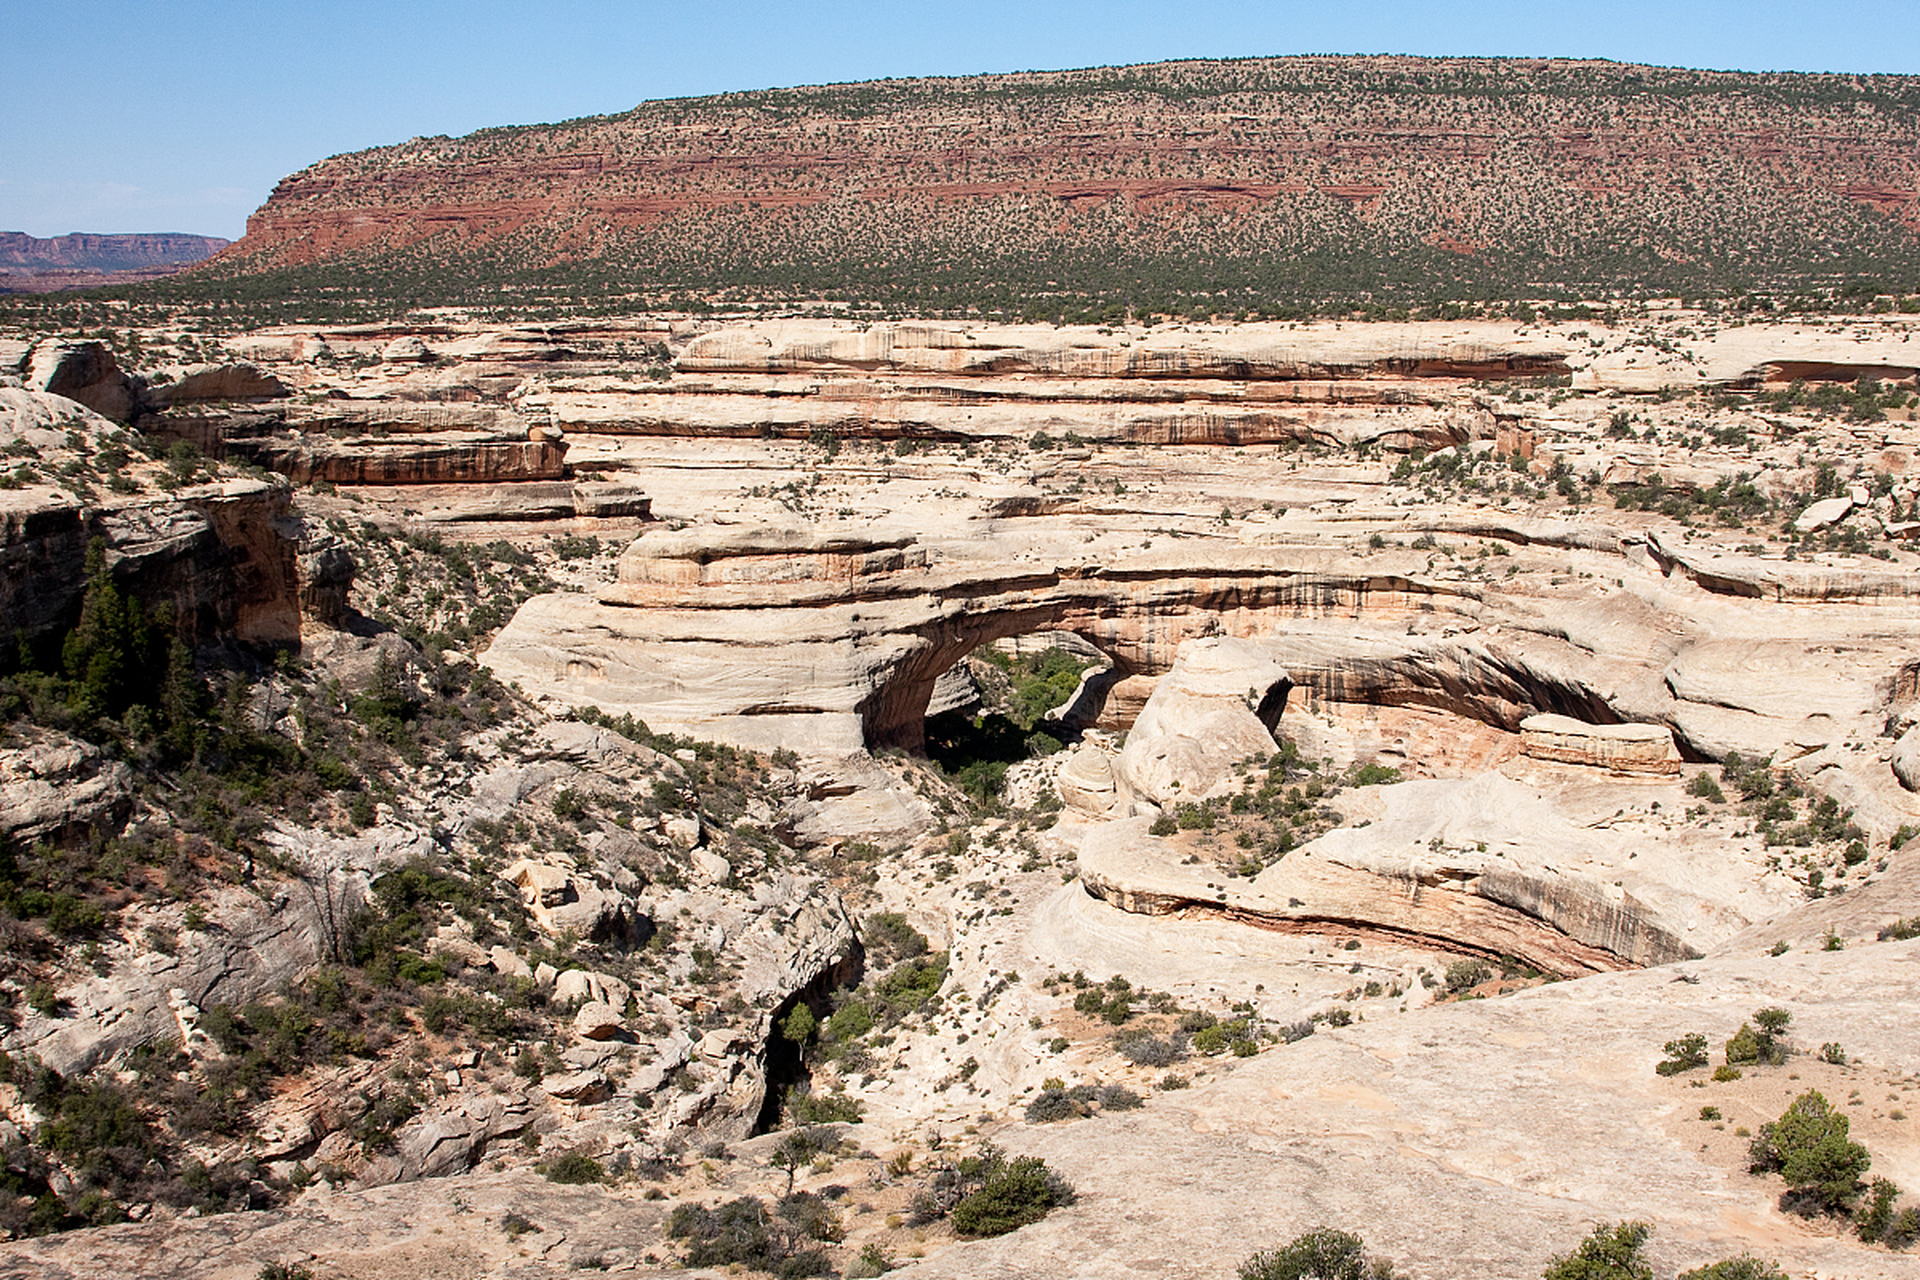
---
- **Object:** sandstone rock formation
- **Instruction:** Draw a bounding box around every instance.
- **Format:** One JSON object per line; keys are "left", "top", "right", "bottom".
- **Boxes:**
{"left": 0, "top": 389, "right": 304, "bottom": 647}
{"left": 1519, "top": 712, "right": 1680, "bottom": 774}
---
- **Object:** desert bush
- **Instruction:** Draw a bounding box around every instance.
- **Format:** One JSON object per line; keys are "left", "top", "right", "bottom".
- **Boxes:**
{"left": 785, "top": 1087, "right": 863, "bottom": 1126}
{"left": 1541, "top": 1220, "right": 1653, "bottom": 1280}
{"left": 1856, "top": 1177, "right": 1902, "bottom": 1243}
{"left": 537, "top": 1151, "right": 604, "bottom": 1184}
{"left": 1444, "top": 960, "right": 1491, "bottom": 994}
{"left": 862, "top": 911, "right": 930, "bottom": 966}
{"left": 948, "top": 1150, "right": 1075, "bottom": 1237}
{"left": 1657, "top": 1033, "right": 1709, "bottom": 1076}
{"left": 1024, "top": 1088, "right": 1082, "bottom": 1124}
{"left": 1238, "top": 1227, "right": 1398, "bottom": 1280}
{"left": 1116, "top": 1034, "right": 1182, "bottom": 1067}
{"left": 1685, "top": 773, "right": 1726, "bottom": 802}
{"left": 1724, "top": 1015, "right": 1789, "bottom": 1068}
{"left": 666, "top": 1195, "right": 833, "bottom": 1278}
{"left": 1676, "top": 1257, "right": 1788, "bottom": 1280}
{"left": 1748, "top": 1089, "right": 1870, "bottom": 1215}
{"left": 847, "top": 1241, "right": 896, "bottom": 1277}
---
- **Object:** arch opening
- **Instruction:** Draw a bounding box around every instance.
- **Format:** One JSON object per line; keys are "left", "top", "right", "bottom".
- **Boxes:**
{"left": 915, "top": 629, "right": 1123, "bottom": 802}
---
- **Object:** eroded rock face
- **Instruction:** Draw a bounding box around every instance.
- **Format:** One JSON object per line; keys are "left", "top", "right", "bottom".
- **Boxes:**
{"left": 144, "top": 362, "right": 288, "bottom": 407}
{"left": 0, "top": 729, "right": 133, "bottom": 845}
{"left": 1519, "top": 713, "right": 1680, "bottom": 774}
{"left": 1076, "top": 770, "right": 1745, "bottom": 976}
{"left": 0, "top": 391, "right": 305, "bottom": 648}
{"left": 27, "top": 341, "right": 135, "bottom": 422}
{"left": 3, "top": 883, "right": 342, "bottom": 1077}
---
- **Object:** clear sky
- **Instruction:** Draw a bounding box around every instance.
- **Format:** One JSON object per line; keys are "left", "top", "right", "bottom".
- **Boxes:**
{"left": 4, "top": 0, "right": 1918, "bottom": 242}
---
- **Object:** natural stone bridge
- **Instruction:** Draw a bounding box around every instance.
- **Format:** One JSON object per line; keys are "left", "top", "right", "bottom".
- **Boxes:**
{"left": 486, "top": 523, "right": 1657, "bottom": 755}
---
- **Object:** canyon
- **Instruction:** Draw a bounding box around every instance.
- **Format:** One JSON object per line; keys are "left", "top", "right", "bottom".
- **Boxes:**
{"left": 3, "top": 301, "right": 1919, "bottom": 1276}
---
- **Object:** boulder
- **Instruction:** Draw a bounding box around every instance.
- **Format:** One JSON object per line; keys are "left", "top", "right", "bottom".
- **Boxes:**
{"left": 382, "top": 336, "right": 432, "bottom": 363}
{"left": 572, "top": 1001, "right": 625, "bottom": 1041}
{"left": 1519, "top": 714, "right": 1681, "bottom": 775}
{"left": 357, "top": 1090, "right": 536, "bottom": 1185}
{"left": 146, "top": 362, "right": 288, "bottom": 406}
{"left": 554, "top": 968, "right": 632, "bottom": 1013}
{"left": 1057, "top": 746, "right": 1120, "bottom": 815}
{"left": 1893, "top": 724, "right": 1920, "bottom": 792}
{"left": 571, "top": 481, "right": 653, "bottom": 519}
{"left": 1793, "top": 495, "right": 1854, "bottom": 532}
{"left": 489, "top": 946, "right": 532, "bottom": 981}
{"left": 691, "top": 848, "right": 732, "bottom": 884}
{"left": 662, "top": 813, "right": 703, "bottom": 848}
{"left": 540, "top": 1069, "right": 611, "bottom": 1103}
{"left": 0, "top": 729, "right": 133, "bottom": 844}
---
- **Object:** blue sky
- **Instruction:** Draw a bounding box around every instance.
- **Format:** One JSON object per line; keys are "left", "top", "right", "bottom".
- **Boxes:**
{"left": 4, "top": 0, "right": 1918, "bottom": 241}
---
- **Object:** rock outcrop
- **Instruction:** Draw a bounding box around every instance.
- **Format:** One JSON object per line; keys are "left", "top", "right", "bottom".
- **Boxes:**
{"left": 1519, "top": 713, "right": 1680, "bottom": 775}
{"left": 1114, "top": 637, "right": 1290, "bottom": 807}
{"left": 26, "top": 341, "right": 136, "bottom": 422}
{"left": 0, "top": 729, "right": 133, "bottom": 845}
{"left": 0, "top": 390, "right": 304, "bottom": 647}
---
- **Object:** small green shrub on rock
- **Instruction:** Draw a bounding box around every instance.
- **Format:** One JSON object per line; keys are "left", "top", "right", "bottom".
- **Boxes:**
{"left": 538, "top": 1151, "right": 605, "bottom": 1184}
{"left": 1676, "top": 1256, "right": 1788, "bottom": 1280}
{"left": 1238, "top": 1228, "right": 1398, "bottom": 1280}
{"left": 1748, "top": 1089, "right": 1870, "bottom": 1216}
{"left": 1444, "top": 960, "right": 1491, "bottom": 994}
{"left": 950, "top": 1153, "right": 1075, "bottom": 1237}
{"left": 1541, "top": 1221, "right": 1652, "bottom": 1280}
{"left": 1657, "top": 1033, "right": 1709, "bottom": 1076}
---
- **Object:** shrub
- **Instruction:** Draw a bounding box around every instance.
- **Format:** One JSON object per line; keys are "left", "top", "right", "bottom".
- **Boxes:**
{"left": 1024, "top": 1088, "right": 1082, "bottom": 1124}
{"left": 1445, "top": 960, "right": 1491, "bottom": 994}
{"left": 667, "top": 1195, "right": 833, "bottom": 1277}
{"left": 1116, "top": 1034, "right": 1182, "bottom": 1067}
{"left": 862, "top": 912, "right": 930, "bottom": 966}
{"left": 1748, "top": 1089, "right": 1870, "bottom": 1215}
{"left": 847, "top": 1241, "right": 896, "bottom": 1278}
{"left": 786, "top": 1088, "right": 863, "bottom": 1126}
{"left": 1657, "top": 1033, "right": 1709, "bottom": 1076}
{"left": 949, "top": 1152, "right": 1075, "bottom": 1237}
{"left": 1856, "top": 1177, "right": 1901, "bottom": 1243}
{"left": 1820, "top": 1042, "right": 1847, "bottom": 1065}
{"left": 1097, "top": 1084, "right": 1143, "bottom": 1111}
{"left": 1239, "top": 1228, "right": 1398, "bottom": 1280}
{"left": 1541, "top": 1221, "right": 1653, "bottom": 1280}
{"left": 1685, "top": 773, "right": 1726, "bottom": 803}
{"left": 1677, "top": 1257, "right": 1788, "bottom": 1280}
{"left": 538, "top": 1151, "right": 605, "bottom": 1184}
{"left": 780, "top": 1004, "right": 817, "bottom": 1044}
